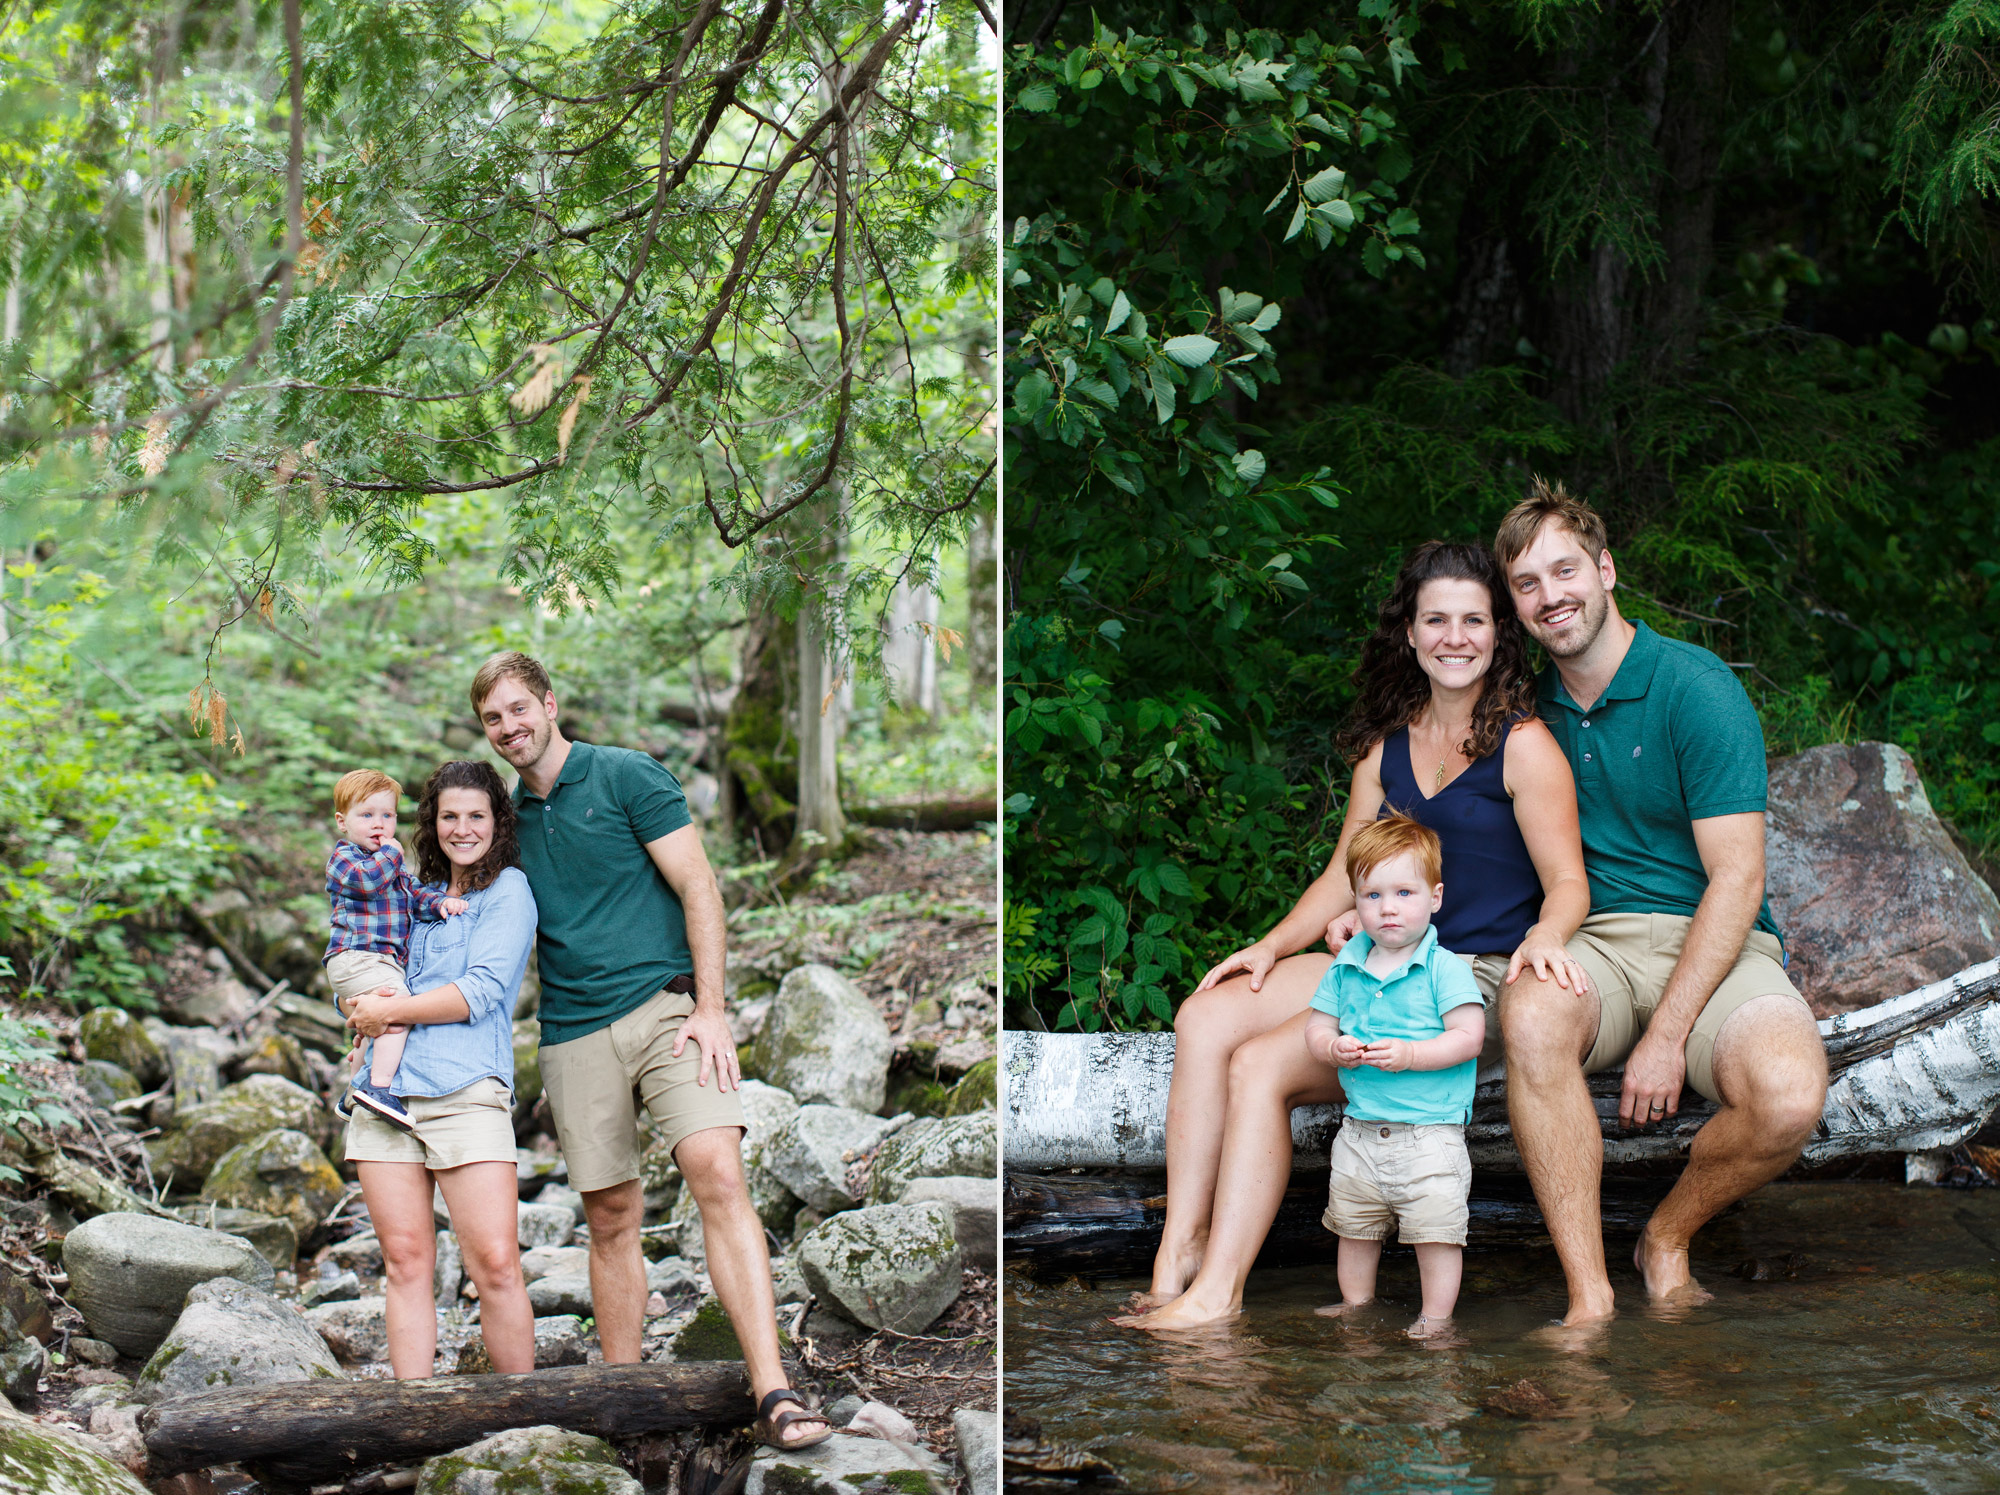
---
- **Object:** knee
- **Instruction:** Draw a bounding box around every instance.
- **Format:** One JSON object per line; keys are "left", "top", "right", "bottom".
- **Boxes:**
{"left": 462, "top": 1237, "right": 524, "bottom": 1291}
{"left": 678, "top": 1133, "right": 748, "bottom": 1206}
{"left": 1173, "top": 988, "right": 1232, "bottom": 1045}
{"left": 378, "top": 1230, "right": 435, "bottom": 1286}
{"left": 1739, "top": 1068, "right": 1826, "bottom": 1144}
{"left": 1498, "top": 976, "right": 1588, "bottom": 1068}
{"left": 582, "top": 1184, "right": 645, "bottom": 1243}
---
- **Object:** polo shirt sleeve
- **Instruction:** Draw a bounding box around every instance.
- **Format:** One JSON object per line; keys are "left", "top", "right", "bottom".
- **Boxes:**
{"left": 1432, "top": 952, "right": 1485, "bottom": 1017}
{"left": 451, "top": 870, "right": 538, "bottom": 1023}
{"left": 618, "top": 751, "right": 693, "bottom": 843}
{"left": 1673, "top": 665, "right": 1769, "bottom": 820}
{"left": 1308, "top": 965, "right": 1343, "bottom": 1018}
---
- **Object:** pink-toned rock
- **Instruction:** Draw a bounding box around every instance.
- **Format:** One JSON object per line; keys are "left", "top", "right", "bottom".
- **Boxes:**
{"left": 1765, "top": 742, "right": 2000, "bottom": 1016}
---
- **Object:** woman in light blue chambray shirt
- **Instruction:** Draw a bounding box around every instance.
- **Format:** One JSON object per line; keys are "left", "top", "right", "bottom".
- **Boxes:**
{"left": 341, "top": 761, "right": 538, "bottom": 1379}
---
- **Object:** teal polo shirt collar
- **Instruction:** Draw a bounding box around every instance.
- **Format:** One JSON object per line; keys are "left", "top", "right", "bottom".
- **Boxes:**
{"left": 1545, "top": 619, "right": 1663, "bottom": 712}
{"left": 515, "top": 740, "right": 595, "bottom": 805}
{"left": 1334, "top": 923, "right": 1442, "bottom": 982}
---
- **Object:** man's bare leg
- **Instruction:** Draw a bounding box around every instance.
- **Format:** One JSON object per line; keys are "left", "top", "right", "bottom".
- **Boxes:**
{"left": 1137, "top": 956, "right": 1331, "bottom": 1309}
{"left": 1500, "top": 967, "right": 1614, "bottom": 1326}
{"left": 580, "top": 1179, "right": 652, "bottom": 1364}
{"left": 1116, "top": 1009, "right": 1342, "bottom": 1329}
{"left": 1635, "top": 995, "right": 1826, "bottom": 1300}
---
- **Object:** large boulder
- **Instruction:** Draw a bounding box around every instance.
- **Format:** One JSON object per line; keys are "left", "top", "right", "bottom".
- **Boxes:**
{"left": 865, "top": 1112, "right": 997, "bottom": 1205}
{"left": 0, "top": 1415, "right": 152, "bottom": 1495}
{"left": 752, "top": 966, "right": 894, "bottom": 1112}
{"left": 795, "top": 1202, "right": 961, "bottom": 1334}
{"left": 303, "top": 1296, "right": 388, "bottom": 1365}
{"left": 201, "top": 1129, "right": 343, "bottom": 1243}
{"left": 132, "top": 1278, "right": 343, "bottom": 1403}
{"left": 61, "top": 1212, "right": 274, "bottom": 1358}
{"left": 77, "top": 1010, "right": 165, "bottom": 1090}
{"left": 743, "top": 1430, "right": 948, "bottom": 1495}
{"left": 1766, "top": 741, "right": 2000, "bottom": 1015}
{"left": 169, "top": 1206, "right": 297, "bottom": 1270}
{"left": 163, "top": 970, "right": 257, "bottom": 1029}
{"left": 149, "top": 1075, "right": 323, "bottom": 1188}
{"left": 898, "top": 1176, "right": 997, "bottom": 1273}
{"left": 765, "top": 1106, "right": 898, "bottom": 1212}
{"left": 417, "top": 1426, "right": 641, "bottom": 1495}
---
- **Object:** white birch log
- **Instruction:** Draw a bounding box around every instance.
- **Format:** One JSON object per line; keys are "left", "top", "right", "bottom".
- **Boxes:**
{"left": 1004, "top": 958, "right": 2000, "bottom": 1172}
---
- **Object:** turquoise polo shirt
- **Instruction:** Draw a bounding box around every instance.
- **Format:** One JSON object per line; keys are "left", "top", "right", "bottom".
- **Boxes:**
{"left": 1309, "top": 926, "right": 1484, "bottom": 1125}
{"left": 1538, "top": 620, "right": 1780, "bottom": 939}
{"left": 511, "top": 740, "right": 695, "bottom": 1045}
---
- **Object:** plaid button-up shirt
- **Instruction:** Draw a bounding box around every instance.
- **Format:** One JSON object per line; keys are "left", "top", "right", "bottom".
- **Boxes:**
{"left": 323, "top": 840, "right": 448, "bottom": 964}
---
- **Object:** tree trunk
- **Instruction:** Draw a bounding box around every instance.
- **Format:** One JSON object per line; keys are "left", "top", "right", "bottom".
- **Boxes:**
{"left": 723, "top": 601, "right": 796, "bottom": 848}
{"left": 882, "top": 575, "right": 940, "bottom": 715}
{"left": 850, "top": 794, "right": 997, "bottom": 831}
{"left": 793, "top": 599, "right": 848, "bottom": 856}
{"left": 139, "top": 1361, "right": 753, "bottom": 1486}
{"left": 1639, "top": 0, "right": 1735, "bottom": 373}
{"left": 968, "top": 497, "right": 996, "bottom": 700}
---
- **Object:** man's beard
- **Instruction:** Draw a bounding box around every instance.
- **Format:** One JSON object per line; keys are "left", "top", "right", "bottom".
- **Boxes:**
{"left": 500, "top": 717, "right": 553, "bottom": 768}
{"left": 1530, "top": 585, "right": 1610, "bottom": 660}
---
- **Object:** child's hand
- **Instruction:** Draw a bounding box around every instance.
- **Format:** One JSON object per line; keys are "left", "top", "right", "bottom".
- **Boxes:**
{"left": 440, "top": 897, "right": 469, "bottom": 916}
{"left": 1333, "top": 1033, "right": 1367, "bottom": 1069}
{"left": 1363, "top": 1038, "right": 1413, "bottom": 1072}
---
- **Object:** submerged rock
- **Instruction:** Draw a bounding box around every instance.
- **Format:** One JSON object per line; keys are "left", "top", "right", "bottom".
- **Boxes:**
{"left": 133, "top": 1278, "right": 343, "bottom": 1404}
{"left": 795, "top": 1202, "right": 961, "bottom": 1334}
{"left": 416, "top": 1424, "right": 640, "bottom": 1495}
{"left": 865, "top": 1112, "right": 997, "bottom": 1204}
{"left": 200, "top": 1128, "right": 342, "bottom": 1242}
{"left": 61, "top": 1212, "right": 274, "bottom": 1358}
{"left": 753, "top": 965, "right": 894, "bottom": 1112}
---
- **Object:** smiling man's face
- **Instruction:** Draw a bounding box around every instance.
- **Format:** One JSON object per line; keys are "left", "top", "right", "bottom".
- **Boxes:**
{"left": 478, "top": 675, "right": 560, "bottom": 772}
{"left": 1507, "top": 517, "right": 1616, "bottom": 660}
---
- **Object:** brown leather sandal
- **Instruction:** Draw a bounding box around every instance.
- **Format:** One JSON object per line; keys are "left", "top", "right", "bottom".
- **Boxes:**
{"left": 755, "top": 1388, "right": 833, "bottom": 1451}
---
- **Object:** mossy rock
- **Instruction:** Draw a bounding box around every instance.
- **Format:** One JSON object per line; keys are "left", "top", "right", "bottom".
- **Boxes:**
{"left": 79, "top": 1061, "right": 141, "bottom": 1112}
{"left": 201, "top": 1128, "right": 343, "bottom": 1244}
{"left": 78, "top": 1009, "right": 165, "bottom": 1090}
{"left": 149, "top": 1074, "right": 323, "bottom": 1188}
{"left": 233, "top": 1031, "right": 312, "bottom": 1090}
{"left": 882, "top": 1070, "right": 950, "bottom": 1119}
{"left": 416, "top": 1425, "right": 641, "bottom": 1495}
{"left": 670, "top": 1294, "right": 794, "bottom": 1363}
{"left": 942, "top": 1059, "right": 996, "bottom": 1116}
{"left": 0, "top": 1419, "right": 153, "bottom": 1495}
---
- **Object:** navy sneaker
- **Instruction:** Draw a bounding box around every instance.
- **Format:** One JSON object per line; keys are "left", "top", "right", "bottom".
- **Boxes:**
{"left": 347, "top": 1079, "right": 415, "bottom": 1133}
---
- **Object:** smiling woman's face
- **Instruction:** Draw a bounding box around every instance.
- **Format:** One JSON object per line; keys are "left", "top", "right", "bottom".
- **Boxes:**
{"left": 433, "top": 786, "right": 496, "bottom": 880}
{"left": 1405, "top": 577, "right": 1497, "bottom": 692}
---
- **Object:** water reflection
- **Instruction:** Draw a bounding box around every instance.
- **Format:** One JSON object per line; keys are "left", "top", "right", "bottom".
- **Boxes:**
{"left": 1005, "top": 1183, "right": 2000, "bottom": 1492}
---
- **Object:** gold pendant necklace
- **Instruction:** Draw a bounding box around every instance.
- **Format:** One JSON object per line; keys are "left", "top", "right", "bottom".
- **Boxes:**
{"left": 1434, "top": 755, "right": 1448, "bottom": 792}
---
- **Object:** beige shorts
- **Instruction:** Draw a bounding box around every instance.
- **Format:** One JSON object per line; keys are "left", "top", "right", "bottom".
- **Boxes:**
{"left": 344, "top": 1076, "right": 517, "bottom": 1170}
{"left": 1571, "top": 912, "right": 1808, "bottom": 1104}
{"left": 1322, "top": 1117, "right": 1471, "bottom": 1246}
{"left": 325, "top": 948, "right": 410, "bottom": 1007}
{"left": 540, "top": 988, "right": 747, "bottom": 1193}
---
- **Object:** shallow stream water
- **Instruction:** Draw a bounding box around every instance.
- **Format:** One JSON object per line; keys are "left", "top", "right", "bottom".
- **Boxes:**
{"left": 1004, "top": 1182, "right": 2000, "bottom": 1493}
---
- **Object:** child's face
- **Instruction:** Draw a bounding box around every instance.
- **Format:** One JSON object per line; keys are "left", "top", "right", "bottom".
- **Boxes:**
{"left": 1353, "top": 850, "right": 1443, "bottom": 950}
{"left": 336, "top": 789, "right": 398, "bottom": 850}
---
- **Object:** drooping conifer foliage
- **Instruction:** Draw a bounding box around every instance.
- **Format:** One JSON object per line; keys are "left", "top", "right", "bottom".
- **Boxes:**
{"left": 1003, "top": 0, "right": 2000, "bottom": 1030}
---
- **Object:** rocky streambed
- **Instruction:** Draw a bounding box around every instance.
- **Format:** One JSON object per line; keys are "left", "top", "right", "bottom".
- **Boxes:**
{"left": 0, "top": 831, "right": 998, "bottom": 1495}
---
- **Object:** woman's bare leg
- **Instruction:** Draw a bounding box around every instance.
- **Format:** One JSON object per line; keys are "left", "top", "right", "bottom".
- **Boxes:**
{"left": 1137, "top": 956, "right": 1333, "bottom": 1308}
{"left": 1118, "top": 1008, "right": 1342, "bottom": 1328}
{"left": 435, "top": 1161, "right": 534, "bottom": 1374}
{"left": 357, "top": 1161, "right": 440, "bottom": 1379}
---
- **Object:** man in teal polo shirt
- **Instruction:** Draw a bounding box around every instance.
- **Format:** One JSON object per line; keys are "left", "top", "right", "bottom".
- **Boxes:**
{"left": 472, "top": 652, "right": 829, "bottom": 1451}
{"left": 1495, "top": 482, "right": 1827, "bottom": 1328}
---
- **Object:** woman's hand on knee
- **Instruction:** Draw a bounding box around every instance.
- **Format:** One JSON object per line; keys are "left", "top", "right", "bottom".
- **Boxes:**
{"left": 1196, "top": 941, "right": 1277, "bottom": 994}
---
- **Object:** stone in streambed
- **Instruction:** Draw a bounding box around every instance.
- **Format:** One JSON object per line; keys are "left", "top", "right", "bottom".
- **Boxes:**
{"left": 520, "top": 1245, "right": 591, "bottom": 1283}
{"left": 168, "top": 1205, "right": 297, "bottom": 1270}
{"left": 200, "top": 1128, "right": 342, "bottom": 1243}
{"left": 132, "top": 1278, "right": 343, "bottom": 1403}
{"left": 303, "top": 1296, "right": 389, "bottom": 1365}
{"left": 232, "top": 1030, "right": 312, "bottom": 1090}
{"left": 954, "top": 1408, "right": 999, "bottom": 1495}
{"left": 517, "top": 1202, "right": 575, "bottom": 1249}
{"left": 148, "top": 1074, "right": 322, "bottom": 1187}
{"left": 752, "top": 965, "right": 894, "bottom": 1112}
{"left": 743, "top": 1430, "right": 947, "bottom": 1495}
{"left": 897, "top": 1175, "right": 997, "bottom": 1273}
{"left": 795, "top": 1202, "right": 961, "bottom": 1335}
{"left": 416, "top": 1425, "right": 641, "bottom": 1495}
{"left": 864, "top": 1111, "right": 997, "bottom": 1204}
{"left": 765, "top": 1105, "right": 897, "bottom": 1212}
{"left": 526, "top": 1275, "right": 593, "bottom": 1317}
{"left": 0, "top": 1414, "right": 153, "bottom": 1495}
{"left": 60, "top": 1212, "right": 274, "bottom": 1358}
{"left": 78, "top": 1062, "right": 140, "bottom": 1114}
{"left": 77, "top": 1010, "right": 165, "bottom": 1091}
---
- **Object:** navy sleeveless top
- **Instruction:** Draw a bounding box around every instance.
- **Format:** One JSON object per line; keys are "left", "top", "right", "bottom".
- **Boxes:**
{"left": 1377, "top": 721, "right": 1539, "bottom": 954}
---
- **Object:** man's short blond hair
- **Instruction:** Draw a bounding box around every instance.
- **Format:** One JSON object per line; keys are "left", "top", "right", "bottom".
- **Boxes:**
{"left": 334, "top": 769, "right": 401, "bottom": 816}
{"left": 1494, "top": 474, "right": 1610, "bottom": 572}
{"left": 1347, "top": 814, "right": 1444, "bottom": 889}
{"left": 470, "top": 651, "right": 554, "bottom": 715}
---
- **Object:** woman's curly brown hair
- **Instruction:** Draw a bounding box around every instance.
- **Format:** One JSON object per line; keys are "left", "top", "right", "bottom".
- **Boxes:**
{"left": 1338, "top": 541, "right": 1540, "bottom": 764}
{"left": 413, "top": 761, "right": 521, "bottom": 893}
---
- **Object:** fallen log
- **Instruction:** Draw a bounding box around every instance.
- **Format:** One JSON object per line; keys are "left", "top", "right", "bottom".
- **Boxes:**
{"left": 140, "top": 1361, "right": 753, "bottom": 1487}
{"left": 1003, "top": 958, "right": 2000, "bottom": 1173}
{"left": 1004, "top": 1171, "right": 1670, "bottom": 1277}
{"left": 849, "top": 796, "right": 997, "bottom": 832}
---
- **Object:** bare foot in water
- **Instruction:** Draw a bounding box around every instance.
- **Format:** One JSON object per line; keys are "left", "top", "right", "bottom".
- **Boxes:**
{"left": 1314, "top": 1298, "right": 1373, "bottom": 1319}
{"left": 1634, "top": 1229, "right": 1713, "bottom": 1305}
{"left": 1406, "top": 1314, "right": 1462, "bottom": 1344}
{"left": 1125, "top": 1243, "right": 1206, "bottom": 1312}
{"left": 1524, "top": 1315, "right": 1614, "bottom": 1354}
{"left": 1110, "top": 1291, "right": 1242, "bottom": 1331}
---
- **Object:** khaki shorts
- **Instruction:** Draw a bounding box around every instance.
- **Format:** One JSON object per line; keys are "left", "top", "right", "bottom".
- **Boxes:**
{"left": 1322, "top": 1117, "right": 1471, "bottom": 1246}
{"left": 345, "top": 1076, "right": 517, "bottom": 1170}
{"left": 1454, "top": 953, "right": 1508, "bottom": 1076}
{"left": 325, "top": 948, "right": 410, "bottom": 1006}
{"left": 540, "top": 988, "right": 747, "bottom": 1193}
{"left": 1570, "top": 912, "right": 1808, "bottom": 1105}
